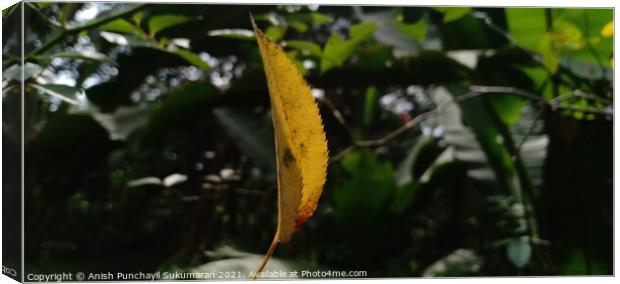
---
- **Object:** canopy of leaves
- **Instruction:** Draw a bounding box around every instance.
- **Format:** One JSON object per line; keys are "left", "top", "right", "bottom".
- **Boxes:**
{"left": 2, "top": 3, "right": 612, "bottom": 278}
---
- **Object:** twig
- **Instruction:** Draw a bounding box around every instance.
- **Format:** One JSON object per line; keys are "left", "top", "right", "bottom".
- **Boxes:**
{"left": 329, "top": 145, "right": 354, "bottom": 163}
{"left": 467, "top": 86, "right": 542, "bottom": 102}
{"left": 466, "top": 85, "right": 612, "bottom": 117}
{"left": 354, "top": 110, "right": 437, "bottom": 147}
{"left": 327, "top": 110, "right": 436, "bottom": 162}
{"left": 4, "top": 4, "right": 147, "bottom": 67}
{"left": 327, "top": 83, "right": 610, "bottom": 164}
{"left": 25, "top": 2, "right": 63, "bottom": 29}
{"left": 515, "top": 108, "right": 544, "bottom": 154}
{"left": 474, "top": 11, "right": 596, "bottom": 93}
{"left": 316, "top": 96, "right": 356, "bottom": 142}
{"left": 319, "top": 94, "right": 436, "bottom": 163}
{"left": 550, "top": 89, "right": 612, "bottom": 106}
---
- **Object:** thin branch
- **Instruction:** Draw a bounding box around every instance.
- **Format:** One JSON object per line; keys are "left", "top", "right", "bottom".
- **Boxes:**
{"left": 25, "top": 2, "right": 63, "bottom": 29}
{"left": 480, "top": 96, "right": 539, "bottom": 239}
{"left": 474, "top": 12, "right": 597, "bottom": 93}
{"left": 354, "top": 110, "right": 437, "bottom": 147}
{"left": 318, "top": 95, "right": 436, "bottom": 163}
{"left": 326, "top": 83, "right": 610, "bottom": 164}
{"left": 329, "top": 146, "right": 354, "bottom": 163}
{"left": 4, "top": 4, "right": 147, "bottom": 67}
{"left": 316, "top": 95, "right": 355, "bottom": 142}
{"left": 466, "top": 85, "right": 612, "bottom": 117}
{"left": 515, "top": 109, "right": 544, "bottom": 154}
{"left": 33, "top": 4, "right": 147, "bottom": 56}
{"left": 550, "top": 89, "right": 612, "bottom": 106}
{"left": 551, "top": 104, "right": 612, "bottom": 116}
{"left": 468, "top": 86, "right": 542, "bottom": 102}
{"left": 473, "top": 12, "right": 552, "bottom": 75}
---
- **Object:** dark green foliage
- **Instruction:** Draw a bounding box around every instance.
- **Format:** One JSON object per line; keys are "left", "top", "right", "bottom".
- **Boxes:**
{"left": 2, "top": 3, "right": 612, "bottom": 278}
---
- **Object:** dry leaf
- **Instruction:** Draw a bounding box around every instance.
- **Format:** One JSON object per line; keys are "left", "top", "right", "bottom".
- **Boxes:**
{"left": 250, "top": 16, "right": 329, "bottom": 278}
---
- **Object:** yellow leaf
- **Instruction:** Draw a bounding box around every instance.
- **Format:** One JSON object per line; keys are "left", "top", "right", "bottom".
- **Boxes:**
{"left": 601, "top": 21, "right": 613, "bottom": 37}
{"left": 250, "top": 16, "right": 329, "bottom": 278}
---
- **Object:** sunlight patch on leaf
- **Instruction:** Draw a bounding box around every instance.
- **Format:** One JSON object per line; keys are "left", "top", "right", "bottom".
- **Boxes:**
{"left": 208, "top": 29, "right": 255, "bottom": 40}
{"left": 434, "top": 7, "right": 472, "bottom": 23}
{"left": 31, "top": 83, "right": 82, "bottom": 105}
{"left": 149, "top": 15, "right": 192, "bottom": 36}
{"left": 320, "top": 22, "right": 377, "bottom": 73}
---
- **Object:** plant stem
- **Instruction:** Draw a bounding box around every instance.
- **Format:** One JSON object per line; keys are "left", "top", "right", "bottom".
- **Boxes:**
{"left": 465, "top": 86, "right": 612, "bottom": 117}
{"left": 252, "top": 238, "right": 280, "bottom": 279}
{"left": 4, "top": 4, "right": 147, "bottom": 68}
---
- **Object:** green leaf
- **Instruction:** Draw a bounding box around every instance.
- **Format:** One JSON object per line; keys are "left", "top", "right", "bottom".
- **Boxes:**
{"left": 100, "top": 19, "right": 144, "bottom": 36}
{"left": 507, "top": 237, "right": 532, "bottom": 269}
{"left": 561, "top": 9, "right": 613, "bottom": 62}
{"left": 99, "top": 31, "right": 152, "bottom": 47}
{"left": 557, "top": 247, "right": 610, "bottom": 275}
{"left": 423, "top": 249, "right": 482, "bottom": 277}
{"left": 435, "top": 7, "right": 472, "bottom": 23}
{"left": 320, "top": 22, "right": 377, "bottom": 73}
{"left": 3, "top": 63, "right": 42, "bottom": 81}
{"left": 435, "top": 87, "right": 517, "bottom": 192}
{"left": 285, "top": 40, "right": 322, "bottom": 57}
{"left": 41, "top": 51, "right": 108, "bottom": 62}
{"left": 350, "top": 22, "right": 377, "bottom": 40}
{"left": 170, "top": 49, "right": 210, "bottom": 69}
{"left": 361, "top": 86, "right": 378, "bottom": 129}
{"left": 489, "top": 95, "right": 525, "bottom": 126}
{"left": 390, "top": 181, "right": 420, "bottom": 215}
{"left": 505, "top": 8, "right": 547, "bottom": 52}
{"left": 551, "top": 20, "right": 584, "bottom": 49}
{"left": 521, "top": 66, "right": 553, "bottom": 100}
{"left": 127, "top": 177, "right": 162, "bottom": 187}
{"left": 288, "top": 21, "right": 309, "bottom": 33}
{"left": 540, "top": 33, "right": 560, "bottom": 73}
{"left": 127, "top": 173, "right": 187, "bottom": 188}
{"left": 265, "top": 25, "right": 286, "bottom": 41}
{"left": 131, "top": 11, "right": 144, "bottom": 25}
{"left": 395, "top": 136, "right": 432, "bottom": 186}
{"left": 31, "top": 83, "right": 81, "bottom": 105}
{"left": 395, "top": 19, "right": 427, "bottom": 41}
{"left": 148, "top": 15, "right": 191, "bottom": 36}
{"left": 91, "top": 104, "right": 153, "bottom": 140}
{"left": 208, "top": 29, "right": 255, "bottom": 40}
{"left": 355, "top": 9, "right": 420, "bottom": 54}
{"left": 333, "top": 149, "right": 394, "bottom": 223}
{"left": 354, "top": 44, "right": 393, "bottom": 70}
{"left": 287, "top": 12, "right": 333, "bottom": 24}
{"left": 162, "top": 173, "right": 188, "bottom": 187}
{"left": 320, "top": 34, "right": 347, "bottom": 73}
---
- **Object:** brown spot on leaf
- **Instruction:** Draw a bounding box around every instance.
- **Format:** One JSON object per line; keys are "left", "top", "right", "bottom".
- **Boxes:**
{"left": 282, "top": 148, "right": 294, "bottom": 168}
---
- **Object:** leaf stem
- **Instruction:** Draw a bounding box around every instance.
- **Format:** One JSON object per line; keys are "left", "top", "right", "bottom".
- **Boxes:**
{"left": 252, "top": 238, "right": 280, "bottom": 280}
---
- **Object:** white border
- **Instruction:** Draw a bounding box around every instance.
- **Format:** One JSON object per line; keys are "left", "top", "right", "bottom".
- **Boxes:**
{"left": 0, "top": 0, "right": 617, "bottom": 8}
{"left": 0, "top": 1, "right": 617, "bottom": 284}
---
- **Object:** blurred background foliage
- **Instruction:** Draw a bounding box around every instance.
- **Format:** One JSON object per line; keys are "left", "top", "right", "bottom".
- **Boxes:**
{"left": 2, "top": 2, "right": 613, "bottom": 277}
